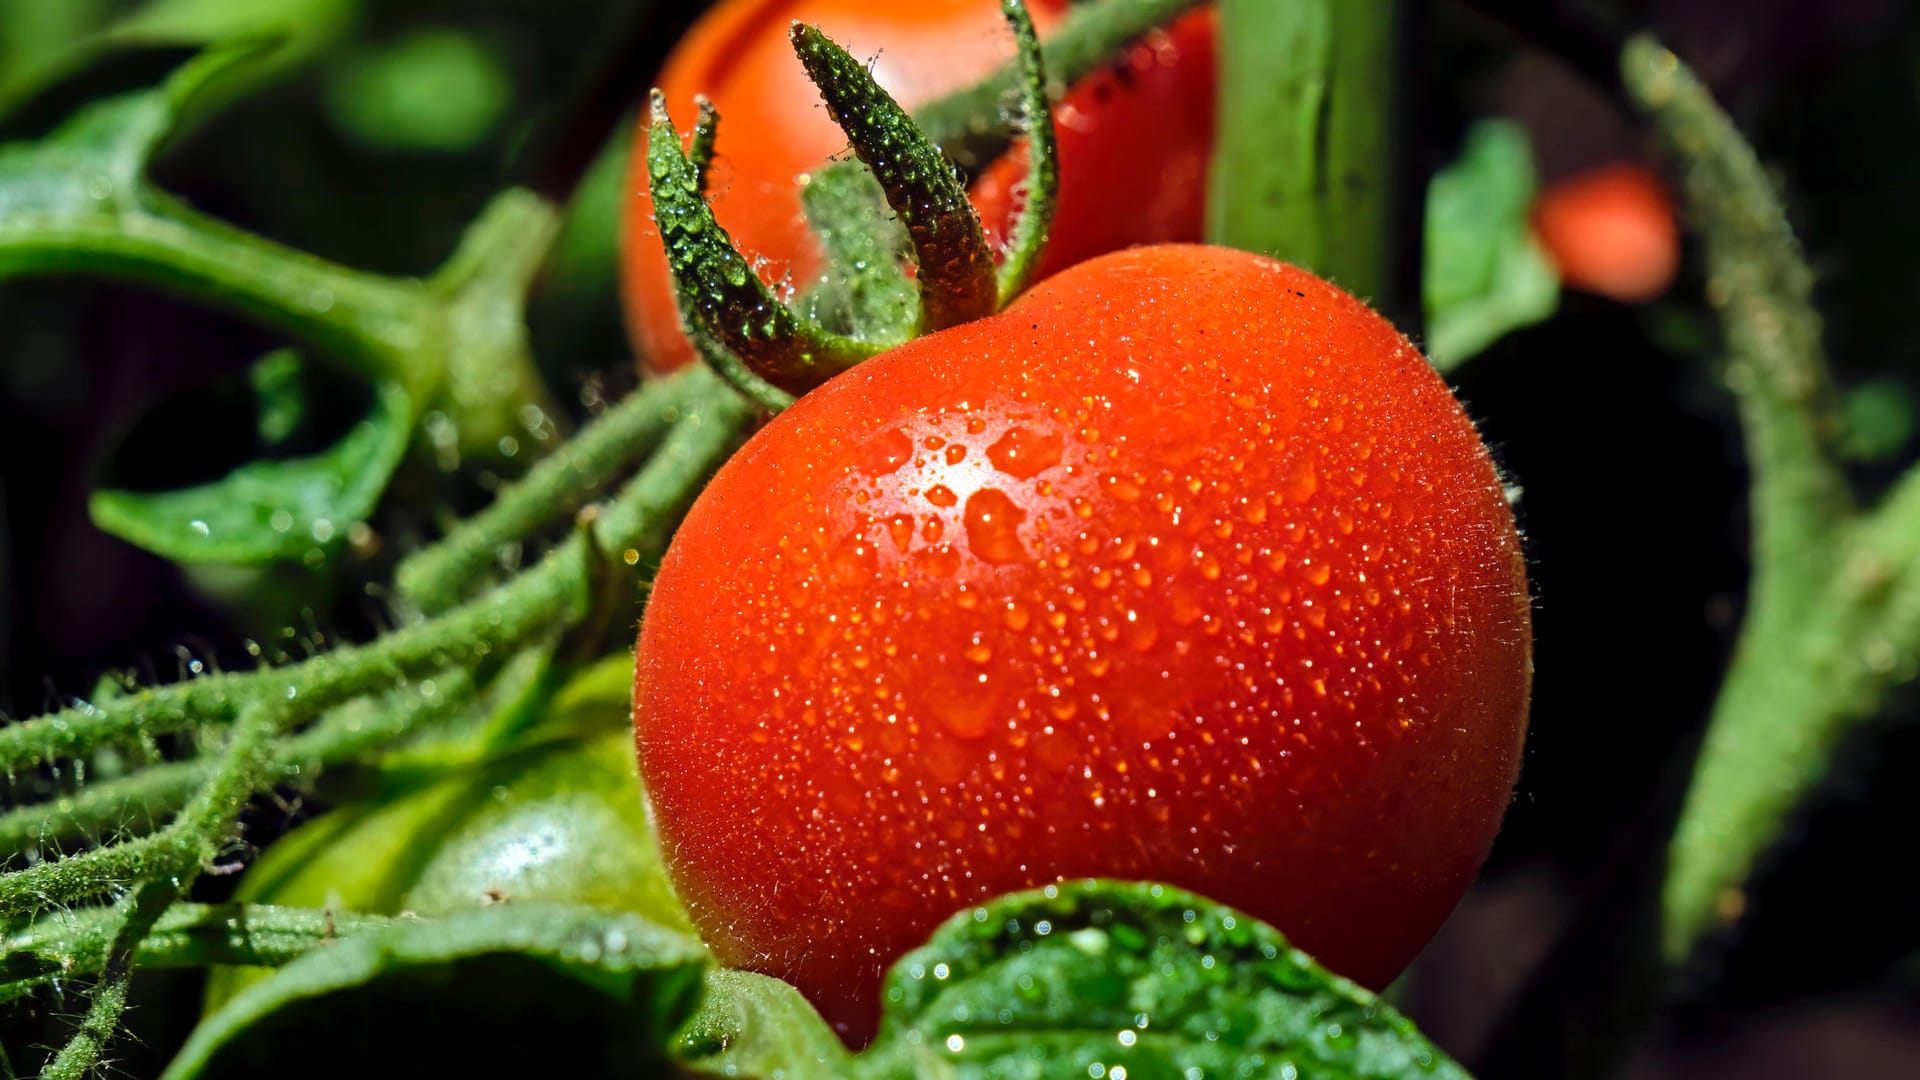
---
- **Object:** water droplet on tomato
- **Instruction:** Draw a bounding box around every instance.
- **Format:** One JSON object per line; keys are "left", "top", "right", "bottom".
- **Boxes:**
{"left": 986, "top": 426, "right": 1063, "bottom": 479}
{"left": 964, "top": 489, "right": 1029, "bottom": 565}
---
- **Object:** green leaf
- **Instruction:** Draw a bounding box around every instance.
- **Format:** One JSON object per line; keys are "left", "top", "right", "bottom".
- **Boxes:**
{"left": 863, "top": 881, "right": 1471, "bottom": 1080}
{"left": 678, "top": 969, "right": 858, "bottom": 1078}
{"left": 165, "top": 904, "right": 708, "bottom": 1079}
{"left": 1423, "top": 119, "right": 1560, "bottom": 370}
{"left": 89, "top": 380, "right": 412, "bottom": 563}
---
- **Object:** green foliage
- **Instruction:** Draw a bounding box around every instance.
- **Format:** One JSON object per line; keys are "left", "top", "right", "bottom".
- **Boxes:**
{"left": 1423, "top": 119, "right": 1560, "bottom": 370}
{"left": 860, "top": 882, "right": 1468, "bottom": 1080}
{"left": 166, "top": 905, "right": 708, "bottom": 1080}
{"left": 90, "top": 381, "right": 411, "bottom": 562}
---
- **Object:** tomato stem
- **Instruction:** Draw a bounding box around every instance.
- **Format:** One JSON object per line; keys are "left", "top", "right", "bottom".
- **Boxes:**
{"left": 994, "top": 0, "right": 1060, "bottom": 306}
{"left": 646, "top": 90, "right": 877, "bottom": 398}
{"left": 790, "top": 23, "right": 999, "bottom": 335}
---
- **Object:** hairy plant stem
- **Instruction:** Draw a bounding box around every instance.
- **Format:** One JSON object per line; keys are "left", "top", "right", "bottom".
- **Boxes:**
{"left": 0, "top": 367, "right": 748, "bottom": 772}
{"left": 0, "top": 672, "right": 479, "bottom": 855}
{"left": 1619, "top": 36, "right": 1900, "bottom": 965}
{"left": 994, "top": 0, "right": 1059, "bottom": 306}
{"left": 6, "top": 903, "right": 393, "bottom": 996}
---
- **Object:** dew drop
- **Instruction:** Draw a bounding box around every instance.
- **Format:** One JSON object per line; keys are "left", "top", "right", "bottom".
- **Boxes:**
{"left": 964, "top": 489, "right": 1029, "bottom": 565}
{"left": 987, "top": 426, "right": 1064, "bottom": 479}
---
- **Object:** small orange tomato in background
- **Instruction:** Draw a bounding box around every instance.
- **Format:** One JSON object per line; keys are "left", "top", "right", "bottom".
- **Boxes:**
{"left": 635, "top": 244, "right": 1533, "bottom": 1043}
{"left": 1532, "top": 161, "right": 1681, "bottom": 303}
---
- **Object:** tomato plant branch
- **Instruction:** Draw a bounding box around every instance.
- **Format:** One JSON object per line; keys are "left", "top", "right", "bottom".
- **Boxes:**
{"left": 1619, "top": 36, "right": 1878, "bottom": 965}
{"left": 5, "top": 903, "right": 394, "bottom": 995}
{"left": 0, "top": 699, "right": 284, "bottom": 920}
{"left": 0, "top": 372, "right": 750, "bottom": 773}
{"left": 993, "top": 0, "right": 1059, "bottom": 306}
{"left": 0, "top": 673, "right": 478, "bottom": 854}
{"left": 395, "top": 369, "right": 715, "bottom": 612}
{"left": 792, "top": 23, "right": 998, "bottom": 334}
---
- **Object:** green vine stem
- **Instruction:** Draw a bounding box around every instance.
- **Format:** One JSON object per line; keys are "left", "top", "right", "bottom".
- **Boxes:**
{"left": 1207, "top": 0, "right": 1406, "bottom": 314}
{"left": 1621, "top": 36, "right": 1915, "bottom": 964}
{"left": 993, "top": 0, "right": 1059, "bottom": 305}
{"left": 394, "top": 370, "right": 713, "bottom": 612}
{"left": 5, "top": 903, "right": 393, "bottom": 998}
{"left": 1, "top": 699, "right": 285, "bottom": 920}
{"left": 0, "top": 671, "right": 479, "bottom": 855}
{"left": 792, "top": 22, "right": 998, "bottom": 334}
{"left": 0, "top": 367, "right": 749, "bottom": 773}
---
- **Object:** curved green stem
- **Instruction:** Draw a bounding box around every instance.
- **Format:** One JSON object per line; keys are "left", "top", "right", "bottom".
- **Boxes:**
{"left": 995, "top": 0, "right": 1060, "bottom": 305}
{"left": 792, "top": 23, "right": 998, "bottom": 334}
{"left": 1624, "top": 35, "right": 1862, "bottom": 963}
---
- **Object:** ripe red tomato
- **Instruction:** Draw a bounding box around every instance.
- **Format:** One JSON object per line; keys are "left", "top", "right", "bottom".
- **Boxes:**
{"left": 1532, "top": 161, "right": 1680, "bottom": 303}
{"left": 619, "top": 0, "right": 1217, "bottom": 373}
{"left": 635, "top": 244, "right": 1533, "bottom": 1042}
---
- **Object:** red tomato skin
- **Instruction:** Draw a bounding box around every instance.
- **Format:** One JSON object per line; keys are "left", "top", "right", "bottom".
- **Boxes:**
{"left": 1532, "top": 162, "right": 1680, "bottom": 303}
{"left": 972, "top": 7, "right": 1218, "bottom": 281}
{"left": 621, "top": 0, "right": 1073, "bottom": 374}
{"left": 635, "top": 245, "right": 1532, "bottom": 1043}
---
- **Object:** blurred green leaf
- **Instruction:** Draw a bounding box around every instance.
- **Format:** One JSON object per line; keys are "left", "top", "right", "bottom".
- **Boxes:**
{"left": 0, "top": 0, "right": 357, "bottom": 120}
{"left": 861, "top": 881, "right": 1471, "bottom": 1079}
{"left": 166, "top": 904, "right": 707, "bottom": 1080}
{"left": 322, "top": 28, "right": 511, "bottom": 152}
{"left": 1423, "top": 119, "right": 1560, "bottom": 370}
{"left": 89, "top": 381, "right": 411, "bottom": 563}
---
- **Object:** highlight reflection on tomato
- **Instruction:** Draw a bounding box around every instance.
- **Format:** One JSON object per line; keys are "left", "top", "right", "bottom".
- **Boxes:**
{"left": 635, "top": 245, "right": 1534, "bottom": 1042}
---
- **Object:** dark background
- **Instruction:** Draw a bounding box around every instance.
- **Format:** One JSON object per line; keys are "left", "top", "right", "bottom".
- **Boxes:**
{"left": 2, "top": 0, "right": 1917, "bottom": 1076}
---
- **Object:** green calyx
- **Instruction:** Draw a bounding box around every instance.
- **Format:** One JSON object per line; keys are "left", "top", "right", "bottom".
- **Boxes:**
{"left": 648, "top": 0, "right": 1063, "bottom": 408}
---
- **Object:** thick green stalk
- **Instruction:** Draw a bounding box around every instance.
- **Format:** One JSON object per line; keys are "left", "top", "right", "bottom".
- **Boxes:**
{"left": 1208, "top": 0, "right": 1406, "bottom": 312}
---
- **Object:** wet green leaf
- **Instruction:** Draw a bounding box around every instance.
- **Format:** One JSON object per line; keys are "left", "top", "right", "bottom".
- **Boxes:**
{"left": 863, "top": 880, "right": 1471, "bottom": 1080}
{"left": 165, "top": 904, "right": 707, "bottom": 1080}
{"left": 1424, "top": 119, "right": 1560, "bottom": 369}
{"left": 89, "top": 381, "right": 412, "bottom": 563}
